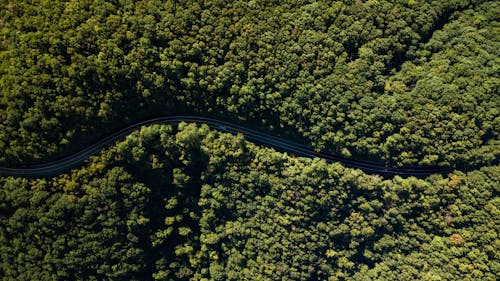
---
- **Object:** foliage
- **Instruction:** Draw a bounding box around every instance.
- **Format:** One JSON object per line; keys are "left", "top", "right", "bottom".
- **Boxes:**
{"left": 1, "top": 125, "right": 498, "bottom": 280}
{"left": 0, "top": 1, "right": 498, "bottom": 279}
{"left": 0, "top": 0, "right": 498, "bottom": 168}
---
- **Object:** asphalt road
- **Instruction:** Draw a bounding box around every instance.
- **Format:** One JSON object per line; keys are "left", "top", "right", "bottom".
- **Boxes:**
{"left": 0, "top": 116, "right": 449, "bottom": 177}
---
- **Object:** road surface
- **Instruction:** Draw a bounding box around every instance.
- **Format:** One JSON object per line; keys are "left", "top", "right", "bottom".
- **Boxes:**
{"left": 0, "top": 116, "right": 449, "bottom": 177}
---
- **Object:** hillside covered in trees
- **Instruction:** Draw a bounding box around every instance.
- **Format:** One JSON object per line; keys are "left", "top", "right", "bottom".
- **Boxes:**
{"left": 0, "top": 0, "right": 499, "bottom": 280}
{"left": 1, "top": 124, "right": 498, "bottom": 280}
{"left": 1, "top": 0, "right": 498, "bottom": 168}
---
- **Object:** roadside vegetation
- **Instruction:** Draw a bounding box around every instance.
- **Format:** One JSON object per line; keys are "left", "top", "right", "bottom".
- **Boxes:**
{"left": 0, "top": 0, "right": 498, "bottom": 168}
{"left": 0, "top": 1, "right": 498, "bottom": 280}
{"left": 1, "top": 124, "right": 498, "bottom": 280}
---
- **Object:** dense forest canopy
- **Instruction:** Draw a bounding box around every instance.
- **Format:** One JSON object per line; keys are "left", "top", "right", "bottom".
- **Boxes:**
{"left": 0, "top": 0, "right": 499, "bottom": 280}
{"left": 0, "top": 0, "right": 498, "bottom": 167}
{"left": 1, "top": 124, "right": 498, "bottom": 280}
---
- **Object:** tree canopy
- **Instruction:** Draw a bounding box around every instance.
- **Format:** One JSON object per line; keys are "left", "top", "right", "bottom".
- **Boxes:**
{"left": 0, "top": 0, "right": 498, "bottom": 280}
{"left": 0, "top": 0, "right": 498, "bottom": 168}
{"left": 1, "top": 124, "right": 498, "bottom": 280}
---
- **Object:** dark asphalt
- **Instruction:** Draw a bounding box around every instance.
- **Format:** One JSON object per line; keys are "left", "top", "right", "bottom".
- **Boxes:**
{"left": 0, "top": 116, "right": 449, "bottom": 177}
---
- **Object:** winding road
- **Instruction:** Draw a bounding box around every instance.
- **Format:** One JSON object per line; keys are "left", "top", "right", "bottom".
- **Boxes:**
{"left": 0, "top": 116, "right": 449, "bottom": 177}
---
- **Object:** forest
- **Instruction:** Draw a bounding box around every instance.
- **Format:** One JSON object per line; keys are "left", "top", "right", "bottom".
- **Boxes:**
{"left": 0, "top": 0, "right": 498, "bottom": 168}
{"left": 1, "top": 124, "right": 498, "bottom": 280}
{"left": 0, "top": 0, "right": 499, "bottom": 280}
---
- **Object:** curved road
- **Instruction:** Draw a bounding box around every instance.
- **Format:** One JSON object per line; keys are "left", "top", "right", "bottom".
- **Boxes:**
{"left": 0, "top": 116, "right": 449, "bottom": 177}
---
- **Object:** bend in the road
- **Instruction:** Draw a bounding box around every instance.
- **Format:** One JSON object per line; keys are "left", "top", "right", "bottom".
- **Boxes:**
{"left": 0, "top": 116, "right": 451, "bottom": 177}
